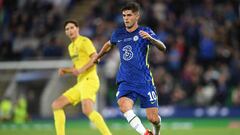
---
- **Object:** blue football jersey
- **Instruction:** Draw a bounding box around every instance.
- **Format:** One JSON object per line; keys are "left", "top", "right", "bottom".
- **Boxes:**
{"left": 110, "top": 26, "right": 160, "bottom": 85}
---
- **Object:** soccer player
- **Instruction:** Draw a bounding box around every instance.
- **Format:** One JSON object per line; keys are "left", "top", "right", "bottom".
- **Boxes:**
{"left": 51, "top": 20, "right": 112, "bottom": 135}
{"left": 94, "top": 2, "right": 166, "bottom": 135}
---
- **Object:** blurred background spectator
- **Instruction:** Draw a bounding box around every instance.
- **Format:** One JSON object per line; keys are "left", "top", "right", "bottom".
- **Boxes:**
{"left": 0, "top": 97, "right": 13, "bottom": 121}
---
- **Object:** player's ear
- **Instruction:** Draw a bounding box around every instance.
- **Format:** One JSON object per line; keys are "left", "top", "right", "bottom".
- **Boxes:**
{"left": 76, "top": 26, "right": 79, "bottom": 32}
{"left": 136, "top": 12, "right": 140, "bottom": 20}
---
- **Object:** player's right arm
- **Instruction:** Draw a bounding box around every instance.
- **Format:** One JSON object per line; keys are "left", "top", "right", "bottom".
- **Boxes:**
{"left": 94, "top": 41, "right": 113, "bottom": 63}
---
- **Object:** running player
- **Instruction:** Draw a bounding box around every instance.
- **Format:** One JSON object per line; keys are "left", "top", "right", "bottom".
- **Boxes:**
{"left": 94, "top": 2, "right": 166, "bottom": 135}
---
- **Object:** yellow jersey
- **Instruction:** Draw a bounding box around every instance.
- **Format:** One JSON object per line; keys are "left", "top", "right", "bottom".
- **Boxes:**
{"left": 68, "top": 36, "right": 98, "bottom": 82}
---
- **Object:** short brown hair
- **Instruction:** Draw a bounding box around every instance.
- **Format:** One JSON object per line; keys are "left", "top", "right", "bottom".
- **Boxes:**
{"left": 64, "top": 19, "right": 79, "bottom": 29}
{"left": 121, "top": 2, "right": 141, "bottom": 13}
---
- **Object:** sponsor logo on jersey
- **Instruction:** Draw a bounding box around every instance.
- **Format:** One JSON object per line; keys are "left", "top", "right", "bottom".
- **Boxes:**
{"left": 124, "top": 38, "right": 132, "bottom": 42}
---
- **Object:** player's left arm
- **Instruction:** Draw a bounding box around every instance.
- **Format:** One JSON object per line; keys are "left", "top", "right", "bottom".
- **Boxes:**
{"left": 71, "top": 52, "right": 98, "bottom": 76}
{"left": 139, "top": 30, "right": 166, "bottom": 52}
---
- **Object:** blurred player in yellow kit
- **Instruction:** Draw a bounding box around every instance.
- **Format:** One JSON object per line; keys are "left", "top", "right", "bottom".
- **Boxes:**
{"left": 51, "top": 19, "right": 112, "bottom": 135}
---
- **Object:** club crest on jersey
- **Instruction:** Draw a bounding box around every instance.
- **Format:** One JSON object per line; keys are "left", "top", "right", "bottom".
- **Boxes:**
{"left": 122, "top": 45, "right": 133, "bottom": 61}
{"left": 133, "top": 35, "right": 139, "bottom": 41}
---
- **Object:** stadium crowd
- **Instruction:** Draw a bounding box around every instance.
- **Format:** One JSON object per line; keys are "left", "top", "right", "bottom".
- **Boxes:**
{"left": 0, "top": 0, "right": 74, "bottom": 60}
{"left": 0, "top": 0, "right": 240, "bottom": 108}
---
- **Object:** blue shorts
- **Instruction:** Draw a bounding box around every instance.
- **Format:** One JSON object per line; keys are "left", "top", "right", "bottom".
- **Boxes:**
{"left": 116, "top": 81, "right": 158, "bottom": 108}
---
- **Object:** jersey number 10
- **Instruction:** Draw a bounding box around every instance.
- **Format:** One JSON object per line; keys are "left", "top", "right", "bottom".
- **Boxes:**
{"left": 148, "top": 91, "right": 157, "bottom": 101}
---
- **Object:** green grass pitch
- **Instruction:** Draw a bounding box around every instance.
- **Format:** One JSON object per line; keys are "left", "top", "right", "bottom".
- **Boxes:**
{"left": 0, "top": 118, "right": 240, "bottom": 135}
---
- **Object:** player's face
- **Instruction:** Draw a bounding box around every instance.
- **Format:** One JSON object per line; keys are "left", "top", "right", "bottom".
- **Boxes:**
{"left": 122, "top": 10, "right": 139, "bottom": 29}
{"left": 65, "top": 23, "right": 79, "bottom": 40}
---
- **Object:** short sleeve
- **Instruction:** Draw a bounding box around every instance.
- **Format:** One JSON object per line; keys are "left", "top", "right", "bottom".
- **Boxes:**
{"left": 110, "top": 31, "right": 117, "bottom": 45}
{"left": 83, "top": 38, "right": 96, "bottom": 56}
{"left": 147, "top": 27, "right": 159, "bottom": 40}
{"left": 146, "top": 27, "right": 161, "bottom": 45}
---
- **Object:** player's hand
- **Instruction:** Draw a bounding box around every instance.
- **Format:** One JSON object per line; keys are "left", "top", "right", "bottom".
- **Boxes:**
{"left": 58, "top": 68, "right": 66, "bottom": 76}
{"left": 139, "top": 30, "right": 152, "bottom": 40}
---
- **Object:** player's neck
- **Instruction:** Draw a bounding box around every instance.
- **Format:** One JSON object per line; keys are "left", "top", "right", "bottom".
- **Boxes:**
{"left": 126, "top": 23, "right": 139, "bottom": 33}
{"left": 71, "top": 35, "right": 80, "bottom": 42}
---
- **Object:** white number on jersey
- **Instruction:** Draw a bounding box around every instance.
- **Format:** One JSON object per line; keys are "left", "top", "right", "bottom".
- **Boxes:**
{"left": 148, "top": 91, "right": 157, "bottom": 101}
{"left": 122, "top": 45, "right": 133, "bottom": 61}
